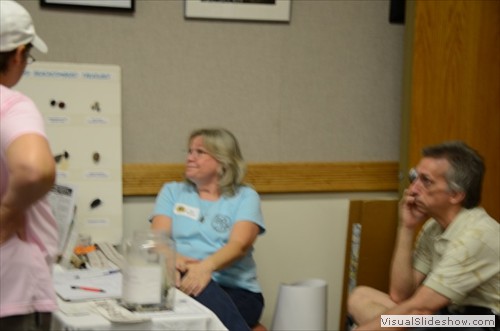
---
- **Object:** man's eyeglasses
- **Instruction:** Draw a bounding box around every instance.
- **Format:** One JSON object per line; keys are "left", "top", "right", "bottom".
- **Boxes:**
{"left": 408, "top": 168, "right": 436, "bottom": 189}
{"left": 408, "top": 168, "right": 418, "bottom": 183}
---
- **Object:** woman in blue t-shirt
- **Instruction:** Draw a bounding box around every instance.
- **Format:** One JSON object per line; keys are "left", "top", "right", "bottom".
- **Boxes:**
{"left": 151, "top": 128, "right": 266, "bottom": 331}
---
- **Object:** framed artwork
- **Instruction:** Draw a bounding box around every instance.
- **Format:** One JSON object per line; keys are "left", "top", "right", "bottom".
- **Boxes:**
{"left": 40, "top": 0, "right": 135, "bottom": 12}
{"left": 185, "top": 0, "right": 291, "bottom": 22}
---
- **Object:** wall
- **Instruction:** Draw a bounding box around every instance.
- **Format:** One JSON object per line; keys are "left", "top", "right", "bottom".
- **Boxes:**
{"left": 21, "top": 0, "right": 404, "bottom": 163}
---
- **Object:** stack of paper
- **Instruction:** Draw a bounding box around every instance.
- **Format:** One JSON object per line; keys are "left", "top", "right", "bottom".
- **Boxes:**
{"left": 53, "top": 268, "right": 122, "bottom": 302}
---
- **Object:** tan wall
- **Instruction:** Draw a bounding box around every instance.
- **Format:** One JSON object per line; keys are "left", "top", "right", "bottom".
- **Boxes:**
{"left": 20, "top": 0, "right": 404, "bottom": 164}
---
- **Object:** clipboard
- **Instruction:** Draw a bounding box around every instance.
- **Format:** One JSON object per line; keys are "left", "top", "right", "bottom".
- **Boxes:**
{"left": 53, "top": 268, "right": 122, "bottom": 301}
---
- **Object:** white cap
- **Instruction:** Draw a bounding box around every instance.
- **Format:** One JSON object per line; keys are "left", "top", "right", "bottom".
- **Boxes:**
{"left": 0, "top": 0, "right": 48, "bottom": 53}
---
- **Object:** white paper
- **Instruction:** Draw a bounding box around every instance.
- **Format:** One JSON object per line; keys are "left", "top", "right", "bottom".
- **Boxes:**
{"left": 47, "top": 184, "right": 77, "bottom": 254}
{"left": 53, "top": 268, "right": 122, "bottom": 301}
{"left": 56, "top": 297, "right": 93, "bottom": 316}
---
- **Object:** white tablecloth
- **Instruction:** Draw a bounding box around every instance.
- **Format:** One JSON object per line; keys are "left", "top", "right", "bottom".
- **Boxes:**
{"left": 51, "top": 289, "right": 228, "bottom": 331}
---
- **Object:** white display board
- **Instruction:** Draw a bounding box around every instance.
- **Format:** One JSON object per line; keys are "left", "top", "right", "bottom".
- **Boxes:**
{"left": 16, "top": 62, "right": 123, "bottom": 244}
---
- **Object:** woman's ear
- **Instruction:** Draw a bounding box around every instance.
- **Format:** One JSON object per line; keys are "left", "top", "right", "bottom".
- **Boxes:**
{"left": 217, "top": 165, "right": 225, "bottom": 177}
{"left": 13, "top": 45, "right": 27, "bottom": 65}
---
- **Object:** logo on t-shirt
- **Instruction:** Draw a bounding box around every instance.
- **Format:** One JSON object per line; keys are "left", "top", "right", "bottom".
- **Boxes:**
{"left": 212, "top": 215, "right": 231, "bottom": 233}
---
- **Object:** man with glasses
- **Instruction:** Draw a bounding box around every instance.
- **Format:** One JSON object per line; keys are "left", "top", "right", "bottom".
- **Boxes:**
{"left": 347, "top": 141, "right": 499, "bottom": 330}
{"left": 1, "top": 1, "right": 58, "bottom": 330}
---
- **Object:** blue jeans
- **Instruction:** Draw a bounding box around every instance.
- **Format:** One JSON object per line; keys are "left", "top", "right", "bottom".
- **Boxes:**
{"left": 192, "top": 280, "right": 264, "bottom": 331}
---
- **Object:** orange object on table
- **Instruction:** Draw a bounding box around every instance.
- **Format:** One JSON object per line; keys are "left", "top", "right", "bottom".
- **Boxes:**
{"left": 74, "top": 245, "right": 96, "bottom": 255}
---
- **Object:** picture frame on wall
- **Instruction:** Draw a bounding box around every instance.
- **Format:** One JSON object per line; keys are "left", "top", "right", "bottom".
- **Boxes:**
{"left": 185, "top": 0, "right": 291, "bottom": 22}
{"left": 40, "top": 0, "right": 135, "bottom": 12}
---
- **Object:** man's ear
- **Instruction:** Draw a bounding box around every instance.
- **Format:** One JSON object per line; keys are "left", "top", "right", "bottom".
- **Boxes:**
{"left": 449, "top": 190, "right": 466, "bottom": 205}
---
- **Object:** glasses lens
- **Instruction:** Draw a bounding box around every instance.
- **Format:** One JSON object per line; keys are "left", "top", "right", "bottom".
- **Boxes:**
{"left": 409, "top": 168, "right": 418, "bottom": 183}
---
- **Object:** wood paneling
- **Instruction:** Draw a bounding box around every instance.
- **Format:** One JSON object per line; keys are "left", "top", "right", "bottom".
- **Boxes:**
{"left": 340, "top": 200, "right": 399, "bottom": 330}
{"left": 402, "top": 0, "right": 500, "bottom": 220}
{"left": 123, "top": 162, "right": 399, "bottom": 196}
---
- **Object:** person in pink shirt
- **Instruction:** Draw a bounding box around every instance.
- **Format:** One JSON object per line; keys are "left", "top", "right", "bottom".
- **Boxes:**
{"left": 0, "top": 1, "right": 59, "bottom": 330}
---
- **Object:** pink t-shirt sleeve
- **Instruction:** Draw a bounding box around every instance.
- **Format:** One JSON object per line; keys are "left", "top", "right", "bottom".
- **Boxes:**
{"left": 1, "top": 93, "right": 47, "bottom": 149}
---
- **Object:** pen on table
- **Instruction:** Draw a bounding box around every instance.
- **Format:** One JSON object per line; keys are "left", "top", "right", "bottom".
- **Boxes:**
{"left": 74, "top": 269, "right": 120, "bottom": 279}
{"left": 70, "top": 285, "right": 106, "bottom": 293}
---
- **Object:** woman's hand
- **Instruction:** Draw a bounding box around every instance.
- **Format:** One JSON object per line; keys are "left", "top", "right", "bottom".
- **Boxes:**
{"left": 175, "top": 255, "right": 198, "bottom": 287}
{"left": 179, "top": 259, "right": 214, "bottom": 297}
{"left": 175, "top": 221, "right": 260, "bottom": 296}
{"left": 0, "top": 205, "right": 25, "bottom": 244}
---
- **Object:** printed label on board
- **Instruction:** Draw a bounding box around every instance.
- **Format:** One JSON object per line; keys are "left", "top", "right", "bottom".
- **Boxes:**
{"left": 86, "top": 218, "right": 110, "bottom": 226}
{"left": 47, "top": 116, "right": 70, "bottom": 124}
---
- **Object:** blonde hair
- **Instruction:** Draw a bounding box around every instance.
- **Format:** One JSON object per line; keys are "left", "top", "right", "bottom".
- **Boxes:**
{"left": 186, "top": 128, "right": 246, "bottom": 196}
